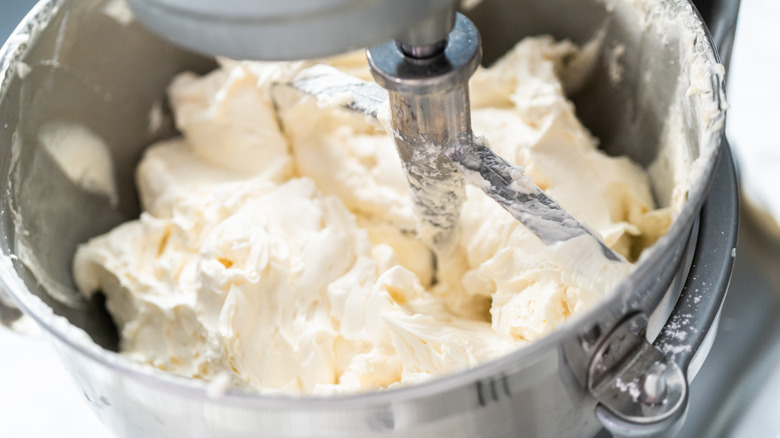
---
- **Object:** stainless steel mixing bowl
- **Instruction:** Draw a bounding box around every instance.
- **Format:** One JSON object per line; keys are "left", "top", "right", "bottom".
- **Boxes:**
{"left": 0, "top": 0, "right": 736, "bottom": 437}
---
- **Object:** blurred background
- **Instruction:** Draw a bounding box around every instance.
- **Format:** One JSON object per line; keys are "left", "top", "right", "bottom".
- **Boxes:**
{"left": 1, "top": 0, "right": 779, "bottom": 437}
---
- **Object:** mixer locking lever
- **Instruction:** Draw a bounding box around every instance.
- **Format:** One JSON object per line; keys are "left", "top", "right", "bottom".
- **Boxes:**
{"left": 588, "top": 313, "right": 689, "bottom": 438}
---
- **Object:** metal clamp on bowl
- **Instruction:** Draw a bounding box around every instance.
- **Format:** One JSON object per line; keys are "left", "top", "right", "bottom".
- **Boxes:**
{"left": 589, "top": 147, "right": 738, "bottom": 438}
{"left": 589, "top": 312, "right": 689, "bottom": 437}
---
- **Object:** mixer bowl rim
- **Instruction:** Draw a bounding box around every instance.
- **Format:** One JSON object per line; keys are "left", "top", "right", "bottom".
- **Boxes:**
{"left": 0, "top": 0, "right": 727, "bottom": 409}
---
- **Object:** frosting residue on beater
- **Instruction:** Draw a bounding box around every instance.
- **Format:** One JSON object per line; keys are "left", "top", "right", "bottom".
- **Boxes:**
{"left": 72, "top": 37, "right": 671, "bottom": 394}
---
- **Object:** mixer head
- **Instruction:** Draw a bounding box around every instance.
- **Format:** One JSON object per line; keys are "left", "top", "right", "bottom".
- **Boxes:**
{"left": 124, "top": 0, "right": 458, "bottom": 60}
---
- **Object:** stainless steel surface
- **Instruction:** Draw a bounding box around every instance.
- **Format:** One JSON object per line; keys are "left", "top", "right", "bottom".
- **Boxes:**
{"left": 0, "top": 0, "right": 732, "bottom": 437}
{"left": 368, "top": 13, "right": 479, "bottom": 255}
{"left": 396, "top": 2, "right": 456, "bottom": 50}
{"left": 124, "top": 0, "right": 457, "bottom": 60}
{"left": 0, "top": 0, "right": 34, "bottom": 333}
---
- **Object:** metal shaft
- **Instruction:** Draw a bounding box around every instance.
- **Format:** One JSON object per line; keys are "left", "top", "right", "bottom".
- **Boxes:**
{"left": 368, "top": 13, "right": 481, "bottom": 254}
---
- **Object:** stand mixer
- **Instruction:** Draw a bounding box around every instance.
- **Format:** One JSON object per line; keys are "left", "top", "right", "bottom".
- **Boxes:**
{"left": 0, "top": 0, "right": 735, "bottom": 437}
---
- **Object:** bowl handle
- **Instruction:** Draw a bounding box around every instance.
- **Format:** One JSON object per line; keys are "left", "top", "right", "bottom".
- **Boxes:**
{"left": 590, "top": 143, "right": 738, "bottom": 437}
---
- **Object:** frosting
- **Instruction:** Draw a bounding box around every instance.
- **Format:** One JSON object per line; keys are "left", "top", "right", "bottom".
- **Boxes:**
{"left": 73, "top": 36, "right": 671, "bottom": 394}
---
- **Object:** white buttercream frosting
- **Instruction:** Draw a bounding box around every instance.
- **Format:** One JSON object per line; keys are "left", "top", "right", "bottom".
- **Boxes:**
{"left": 72, "top": 37, "right": 672, "bottom": 394}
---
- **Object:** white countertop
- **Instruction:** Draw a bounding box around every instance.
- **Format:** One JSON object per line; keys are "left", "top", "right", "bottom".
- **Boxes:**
{"left": 0, "top": 323, "right": 111, "bottom": 437}
{"left": 727, "top": 0, "right": 780, "bottom": 235}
